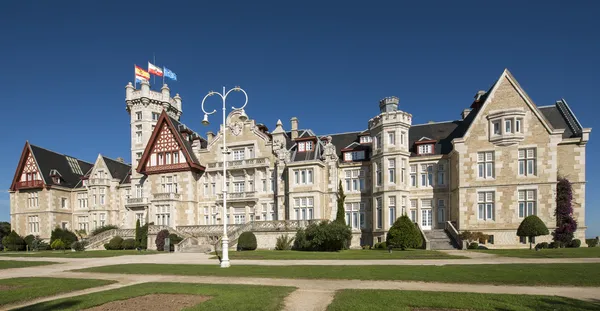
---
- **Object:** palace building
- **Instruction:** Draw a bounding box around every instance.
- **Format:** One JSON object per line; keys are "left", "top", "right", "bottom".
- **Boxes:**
{"left": 8, "top": 69, "right": 591, "bottom": 249}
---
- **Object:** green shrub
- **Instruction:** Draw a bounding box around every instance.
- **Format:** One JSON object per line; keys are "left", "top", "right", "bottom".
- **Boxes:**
{"left": 140, "top": 222, "right": 150, "bottom": 249}
{"left": 105, "top": 236, "right": 124, "bottom": 250}
{"left": 569, "top": 239, "right": 581, "bottom": 248}
{"left": 378, "top": 242, "right": 387, "bottom": 249}
{"left": 71, "top": 240, "right": 87, "bottom": 251}
{"left": 155, "top": 229, "right": 170, "bottom": 251}
{"left": 122, "top": 238, "right": 136, "bottom": 250}
{"left": 135, "top": 220, "right": 141, "bottom": 248}
{"left": 468, "top": 242, "right": 479, "bottom": 249}
{"left": 275, "top": 235, "right": 294, "bottom": 250}
{"left": 293, "top": 221, "right": 352, "bottom": 252}
{"left": 168, "top": 234, "right": 183, "bottom": 251}
{"left": 585, "top": 238, "right": 598, "bottom": 247}
{"left": 51, "top": 239, "right": 66, "bottom": 251}
{"left": 386, "top": 215, "right": 423, "bottom": 250}
{"left": 31, "top": 236, "right": 48, "bottom": 251}
{"left": 50, "top": 227, "right": 78, "bottom": 246}
{"left": 517, "top": 215, "right": 549, "bottom": 249}
{"left": 24, "top": 234, "right": 35, "bottom": 250}
{"left": 91, "top": 225, "right": 118, "bottom": 236}
{"left": 238, "top": 232, "right": 257, "bottom": 251}
{"left": 536, "top": 242, "right": 549, "bottom": 249}
{"left": 2, "top": 230, "right": 25, "bottom": 251}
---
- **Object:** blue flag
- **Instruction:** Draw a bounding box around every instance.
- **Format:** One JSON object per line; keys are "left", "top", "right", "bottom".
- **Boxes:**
{"left": 163, "top": 67, "right": 177, "bottom": 81}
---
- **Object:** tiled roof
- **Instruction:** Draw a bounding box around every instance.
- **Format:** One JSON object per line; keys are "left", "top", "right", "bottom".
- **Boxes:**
{"left": 29, "top": 144, "right": 94, "bottom": 189}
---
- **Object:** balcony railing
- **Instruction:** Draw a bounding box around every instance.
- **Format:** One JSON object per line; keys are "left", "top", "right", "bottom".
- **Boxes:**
{"left": 88, "top": 178, "right": 110, "bottom": 186}
{"left": 16, "top": 180, "right": 44, "bottom": 189}
{"left": 216, "top": 191, "right": 257, "bottom": 201}
{"left": 153, "top": 192, "right": 182, "bottom": 201}
{"left": 125, "top": 197, "right": 148, "bottom": 207}
{"left": 206, "top": 157, "right": 269, "bottom": 170}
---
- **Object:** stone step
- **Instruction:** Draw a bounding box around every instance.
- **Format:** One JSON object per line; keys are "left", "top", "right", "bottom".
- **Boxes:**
{"left": 181, "top": 245, "right": 213, "bottom": 253}
{"left": 431, "top": 241, "right": 456, "bottom": 250}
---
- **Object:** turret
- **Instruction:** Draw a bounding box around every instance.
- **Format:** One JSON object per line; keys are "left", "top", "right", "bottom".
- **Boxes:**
{"left": 379, "top": 96, "right": 399, "bottom": 113}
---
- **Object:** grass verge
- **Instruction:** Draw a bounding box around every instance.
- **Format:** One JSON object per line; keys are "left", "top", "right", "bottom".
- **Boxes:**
{"left": 327, "top": 289, "right": 600, "bottom": 311}
{"left": 76, "top": 263, "right": 600, "bottom": 287}
{"left": 210, "top": 249, "right": 466, "bottom": 260}
{"left": 0, "top": 260, "right": 57, "bottom": 269}
{"left": 475, "top": 247, "right": 600, "bottom": 258}
{"left": 0, "top": 277, "right": 115, "bottom": 307}
{"left": 0, "top": 250, "right": 159, "bottom": 258}
{"left": 14, "top": 282, "right": 295, "bottom": 311}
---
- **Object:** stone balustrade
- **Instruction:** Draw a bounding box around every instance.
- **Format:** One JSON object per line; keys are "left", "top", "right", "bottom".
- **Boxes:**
{"left": 153, "top": 192, "right": 182, "bottom": 200}
{"left": 206, "top": 157, "right": 269, "bottom": 170}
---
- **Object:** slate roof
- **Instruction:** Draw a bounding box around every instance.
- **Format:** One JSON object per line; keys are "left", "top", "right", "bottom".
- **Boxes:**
{"left": 168, "top": 116, "right": 206, "bottom": 166}
{"left": 409, "top": 121, "right": 464, "bottom": 156}
{"left": 538, "top": 100, "right": 583, "bottom": 139}
{"left": 328, "top": 131, "right": 364, "bottom": 158}
{"left": 287, "top": 130, "right": 327, "bottom": 162}
{"left": 29, "top": 144, "right": 94, "bottom": 189}
{"left": 102, "top": 156, "right": 132, "bottom": 184}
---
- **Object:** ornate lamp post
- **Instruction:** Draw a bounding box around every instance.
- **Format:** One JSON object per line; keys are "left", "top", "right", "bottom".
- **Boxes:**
{"left": 201, "top": 86, "right": 248, "bottom": 268}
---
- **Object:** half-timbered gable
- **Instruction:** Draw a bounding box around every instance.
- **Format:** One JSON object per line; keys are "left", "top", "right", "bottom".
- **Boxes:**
{"left": 10, "top": 142, "right": 44, "bottom": 191}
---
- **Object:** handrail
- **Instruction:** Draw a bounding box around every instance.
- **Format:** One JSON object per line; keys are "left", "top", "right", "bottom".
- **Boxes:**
{"left": 415, "top": 222, "right": 430, "bottom": 250}
{"left": 445, "top": 221, "right": 466, "bottom": 250}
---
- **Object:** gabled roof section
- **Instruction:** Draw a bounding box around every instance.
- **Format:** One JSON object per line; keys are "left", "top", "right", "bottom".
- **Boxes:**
{"left": 538, "top": 99, "right": 584, "bottom": 139}
{"left": 410, "top": 121, "right": 463, "bottom": 156}
{"left": 102, "top": 156, "right": 132, "bottom": 181}
{"left": 137, "top": 110, "right": 205, "bottom": 174}
{"left": 328, "top": 131, "right": 365, "bottom": 159}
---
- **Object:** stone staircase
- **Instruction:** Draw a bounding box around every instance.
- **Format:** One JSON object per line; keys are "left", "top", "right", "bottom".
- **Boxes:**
{"left": 425, "top": 229, "right": 459, "bottom": 250}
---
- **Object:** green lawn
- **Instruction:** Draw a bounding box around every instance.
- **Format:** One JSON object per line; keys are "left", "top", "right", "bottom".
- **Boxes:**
{"left": 476, "top": 247, "right": 600, "bottom": 258}
{"left": 212, "top": 249, "right": 466, "bottom": 260}
{"left": 0, "top": 260, "right": 57, "bottom": 269}
{"left": 77, "top": 263, "right": 600, "bottom": 287}
{"left": 327, "top": 289, "right": 600, "bottom": 311}
{"left": 0, "top": 277, "right": 116, "bottom": 307}
{"left": 0, "top": 250, "right": 159, "bottom": 258}
{"left": 14, "top": 282, "right": 295, "bottom": 311}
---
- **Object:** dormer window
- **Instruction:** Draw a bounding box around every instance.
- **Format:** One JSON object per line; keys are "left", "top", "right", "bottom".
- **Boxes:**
{"left": 418, "top": 144, "right": 433, "bottom": 155}
{"left": 344, "top": 151, "right": 365, "bottom": 162}
{"left": 360, "top": 136, "right": 372, "bottom": 144}
{"left": 415, "top": 137, "right": 435, "bottom": 155}
{"left": 297, "top": 140, "right": 314, "bottom": 152}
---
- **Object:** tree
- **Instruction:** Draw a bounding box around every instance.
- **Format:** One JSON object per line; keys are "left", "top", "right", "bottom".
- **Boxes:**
{"left": 553, "top": 177, "right": 578, "bottom": 247}
{"left": 155, "top": 229, "right": 170, "bottom": 251}
{"left": 2, "top": 230, "right": 25, "bottom": 251}
{"left": 517, "top": 215, "right": 549, "bottom": 249}
{"left": 135, "top": 219, "right": 141, "bottom": 248}
{"left": 335, "top": 180, "right": 346, "bottom": 224}
{"left": 0, "top": 222, "right": 10, "bottom": 250}
{"left": 386, "top": 215, "right": 423, "bottom": 250}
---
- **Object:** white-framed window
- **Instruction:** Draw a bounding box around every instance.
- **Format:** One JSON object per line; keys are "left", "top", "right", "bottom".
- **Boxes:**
{"left": 376, "top": 197, "right": 383, "bottom": 229}
{"left": 401, "top": 131, "right": 406, "bottom": 146}
{"left": 493, "top": 121, "right": 501, "bottom": 135}
{"left": 437, "top": 163, "right": 446, "bottom": 186}
{"left": 478, "top": 191, "right": 495, "bottom": 221}
{"left": 61, "top": 197, "right": 68, "bottom": 209}
{"left": 203, "top": 183, "right": 208, "bottom": 195}
{"left": 136, "top": 213, "right": 145, "bottom": 226}
{"left": 294, "top": 197, "right": 314, "bottom": 220}
{"left": 27, "top": 192, "right": 39, "bottom": 208}
{"left": 515, "top": 118, "right": 523, "bottom": 133}
{"left": 505, "top": 119, "right": 512, "bottom": 133}
{"left": 420, "top": 164, "right": 433, "bottom": 187}
{"left": 294, "top": 168, "right": 314, "bottom": 185}
{"left": 211, "top": 183, "right": 216, "bottom": 195}
{"left": 376, "top": 134, "right": 382, "bottom": 150}
{"left": 360, "top": 136, "right": 372, "bottom": 144}
{"left": 410, "top": 165, "right": 417, "bottom": 187}
{"left": 401, "top": 159, "right": 406, "bottom": 184}
{"left": 135, "top": 125, "right": 142, "bottom": 144}
{"left": 375, "top": 162, "right": 382, "bottom": 186}
{"left": 152, "top": 112, "right": 159, "bottom": 121}
{"left": 518, "top": 148, "right": 536, "bottom": 176}
{"left": 78, "top": 216, "right": 88, "bottom": 231}
{"left": 389, "top": 196, "right": 396, "bottom": 226}
{"left": 345, "top": 202, "right": 365, "bottom": 229}
{"left": 401, "top": 196, "right": 407, "bottom": 215}
{"left": 388, "top": 159, "right": 396, "bottom": 184}
{"left": 232, "top": 148, "right": 245, "bottom": 161}
{"left": 344, "top": 150, "right": 365, "bottom": 161}
{"left": 99, "top": 188, "right": 105, "bottom": 205}
{"left": 28, "top": 215, "right": 39, "bottom": 234}
{"left": 233, "top": 181, "right": 245, "bottom": 193}
{"left": 156, "top": 205, "right": 171, "bottom": 226}
{"left": 418, "top": 144, "right": 433, "bottom": 155}
{"left": 387, "top": 131, "right": 395, "bottom": 146}
{"left": 161, "top": 175, "right": 178, "bottom": 193}
{"left": 99, "top": 213, "right": 106, "bottom": 227}
{"left": 437, "top": 199, "right": 445, "bottom": 223}
{"left": 136, "top": 111, "right": 142, "bottom": 120}
{"left": 344, "top": 169, "right": 365, "bottom": 192}
{"left": 136, "top": 152, "right": 142, "bottom": 165}
{"left": 410, "top": 199, "right": 417, "bottom": 222}
{"left": 305, "top": 141, "right": 313, "bottom": 151}
{"left": 204, "top": 215, "right": 209, "bottom": 225}
{"left": 518, "top": 190, "right": 537, "bottom": 218}
{"left": 136, "top": 184, "right": 143, "bottom": 198}
{"left": 77, "top": 193, "right": 88, "bottom": 208}
{"left": 477, "top": 152, "right": 494, "bottom": 179}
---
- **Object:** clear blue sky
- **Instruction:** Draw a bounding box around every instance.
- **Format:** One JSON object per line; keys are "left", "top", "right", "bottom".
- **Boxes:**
{"left": 0, "top": 1, "right": 597, "bottom": 237}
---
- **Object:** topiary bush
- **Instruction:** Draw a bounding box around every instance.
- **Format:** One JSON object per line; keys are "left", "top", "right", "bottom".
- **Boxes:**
{"left": 237, "top": 232, "right": 257, "bottom": 251}
{"left": 105, "top": 236, "right": 124, "bottom": 250}
{"left": 468, "top": 242, "right": 479, "bottom": 249}
{"left": 275, "top": 235, "right": 294, "bottom": 250}
{"left": 2, "top": 230, "right": 25, "bottom": 251}
{"left": 569, "top": 239, "right": 581, "bottom": 248}
{"left": 517, "top": 215, "right": 549, "bottom": 249}
{"left": 71, "top": 240, "right": 87, "bottom": 251}
{"left": 122, "top": 238, "right": 136, "bottom": 250}
{"left": 292, "top": 221, "right": 352, "bottom": 252}
{"left": 586, "top": 238, "right": 598, "bottom": 248}
{"left": 155, "top": 229, "right": 170, "bottom": 251}
{"left": 50, "top": 227, "right": 78, "bottom": 246}
{"left": 51, "top": 239, "right": 66, "bottom": 251}
{"left": 91, "top": 225, "right": 118, "bottom": 236}
{"left": 386, "top": 215, "right": 423, "bottom": 250}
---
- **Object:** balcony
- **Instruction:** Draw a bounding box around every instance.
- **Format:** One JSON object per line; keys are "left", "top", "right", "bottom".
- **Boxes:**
{"left": 206, "top": 157, "right": 270, "bottom": 171}
{"left": 88, "top": 178, "right": 110, "bottom": 186}
{"left": 125, "top": 197, "right": 148, "bottom": 208}
{"left": 216, "top": 191, "right": 257, "bottom": 202}
{"left": 16, "top": 180, "right": 44, "bottom": 190}
{"left": 152, "top": 192, "right": 182, "bottom": 201}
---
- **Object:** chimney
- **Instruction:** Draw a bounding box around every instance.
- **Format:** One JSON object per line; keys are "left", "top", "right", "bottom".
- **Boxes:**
{"left": 470, "top": 90, "right": 487, "bottom": 109}
{"left": 461, "top": 108, "right": 472, "bottom": 120}
{"left": 207, "top": 131, "right": 215, "bottom": 143}
{"left": 290, "top": 117, "right": 298, "bottom": 140}
{"left": 116, "top": 157, "right": 125, "bottom": 163}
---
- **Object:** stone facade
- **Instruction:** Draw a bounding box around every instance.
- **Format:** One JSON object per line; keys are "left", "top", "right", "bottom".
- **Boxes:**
{"left": 9, "top": 69, "right": 590, "bottom": 248}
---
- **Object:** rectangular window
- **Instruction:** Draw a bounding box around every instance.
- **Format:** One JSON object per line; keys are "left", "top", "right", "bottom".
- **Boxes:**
{"left": 344, "top": 169, "right": 365, "bottom": 192}
{"left": 232, "top": 149, "right": 245, "bottom": 161}
{"left": 28, "top": 215, "right": 40, "bottom": 234}
{"left": 294, "top": 168, "right": 314, "bottom": 185}
{"left": 61, "top": 197, "right": 68, "bottom": 209}
{"left": 376, "top": 134, "right": 382, "bottom": 150}
{"left": 515, "top": 118, "right": 522, "bottom": 133}
{"left": 204, "top": 183, "right": 208, "bottom": 195}
{"left": 298, "top": 142, "right": 305, "bottom": 152}
{"left": 389, "top": 196, "right": 396, "bottom": 226}
{"left": 518, "top": 190, "right": 537, "bottom": 218}
{"left": 99, "top": 188, "right": 105, "bottom": 205}
{"left": 420, "top": 164, "right": 433, "bottom": 187}
{"left": 344, "top": 150, "right": 365, "bottom": 161}
{"left": 401, "top": 131, "right": 406, "bottom": 146}
{"left": 477, "top": 152, "right": 494, "bottom": 179}
{"left": 136, "top": 111, "right": 142, "bottom": 120}
{"left": 360, "top": 136, "right": 372, "bottom": 144}
{"left": 388, "top": 159, "right": 395, "bottom": 184}
{"left": 437, "top": 163, "right": 445, "bottom": 185}
{"left": 418, "top": 144, "right": 433, "bottom": 155}
{"left": 294, "top": 196, "right": 314, "bottom": 220}
{"left": 28, "top": 192, "right": 39, "bottom": 208}
{"left": 477, "top": 191, "right": 495, "bottom": 221}
{"left": 376, "top": 197, "right": 382, "bottom": 229}
{"left": 437, "top": 199, "right": 445, "bottom": 223}
{"left": 401, "top": 159, "right": 406, "bottom": 184}
{"left": 152, "top": 112, "right": 159, "bottom": 121}
{"left": 518, "top": 148, "right": 537, "bottom": 176}
{"left": 156, "top": 205, "right": 171, "bottom": 226}
{"left": 493, "top": 121, "right": 500, "bottom": 135}
{"left": 375, "top": 162, "right": 382, "bottom": 186}
{"left": 505, "top": 119, "right": 512, "bottom": 133}
{"left": 410, "top": 165, "right": 417, "bottom": 187}
{"left": 305, "top": 141, "right": 313, "bottom": 151}
{"left": 233, "top": 181, "right": 245, "bottom": 193}
{"left": 387, "top": 131, "right": 395, "bottom": 146}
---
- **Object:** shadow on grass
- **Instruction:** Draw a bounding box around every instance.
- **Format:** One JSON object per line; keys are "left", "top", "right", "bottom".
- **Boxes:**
{"left": 12, "top": 299, "right": 83, "bottom": 311}
{"left": 530, "top": 298, "right": 600, "bottom": 311}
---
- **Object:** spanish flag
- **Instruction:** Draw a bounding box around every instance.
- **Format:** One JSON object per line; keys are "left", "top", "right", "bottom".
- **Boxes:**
{"left": 135, "top": 65, "right": 150, "bottom": 82}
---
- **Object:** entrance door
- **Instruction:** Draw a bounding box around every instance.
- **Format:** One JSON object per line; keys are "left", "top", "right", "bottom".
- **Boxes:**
{"left": 421, "top": 209, "right": 432, "bottom": 230}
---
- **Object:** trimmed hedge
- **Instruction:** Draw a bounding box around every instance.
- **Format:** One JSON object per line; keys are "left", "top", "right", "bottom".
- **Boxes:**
{"left": 386, "top": 215, "right": 423, "bottom": 250}
{"left": 104, "top": 236, "right": 124, "bottom": 250}
{"left": 569, "top": 239, "right": 581, "bottom": 248}
{"left": 586, "top": 238, "right": 598, "bottom": 247}
{"left": 122, "top": 238, "right": 136, "bottom": 250}
{"left": 238, "top": 232, "right": 257, "bottom": 251}
{"left": 2, "top": 230, "right": 25, "bottom": 251}
{"left": 293, "top": 221, "right": 351, "bottom": 252}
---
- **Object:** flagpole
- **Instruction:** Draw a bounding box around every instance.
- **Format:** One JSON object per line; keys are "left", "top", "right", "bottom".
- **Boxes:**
{"left": 134, "top": 65, "right": 137, "bottom": 89}
{"left": 153, "top": 53, "right": 156, "bottom": 86}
